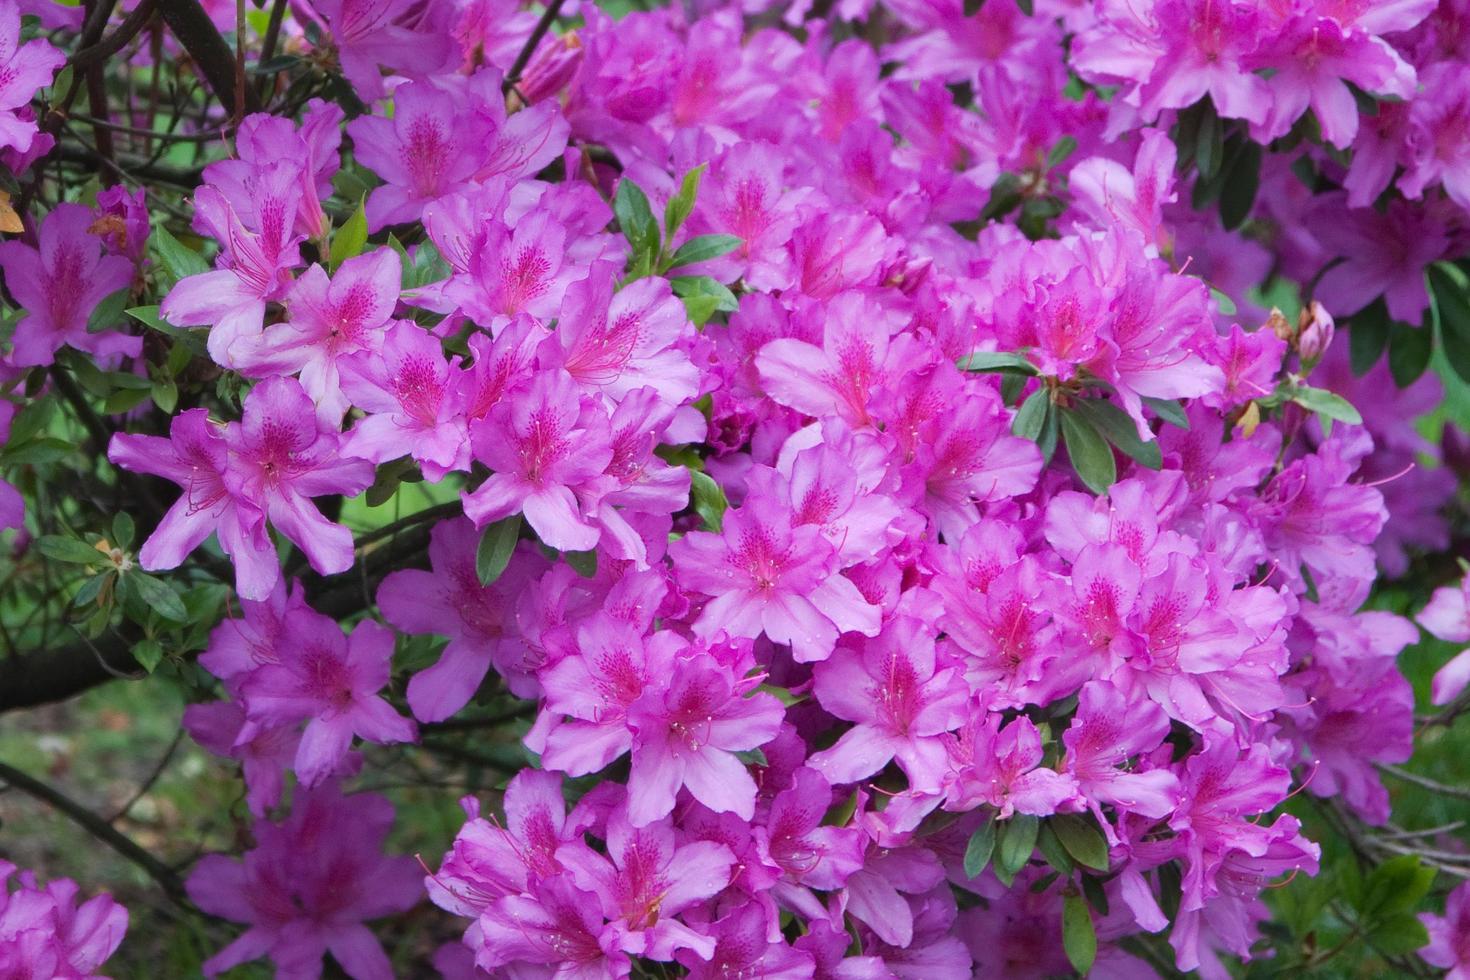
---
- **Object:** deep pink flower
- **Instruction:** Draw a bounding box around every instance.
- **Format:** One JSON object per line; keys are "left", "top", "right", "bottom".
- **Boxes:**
{"left": 463, "top": 368, "right": 612, "bottom": 551}
{"left": 0, "top": 0, "right": 64, "bottom": 156}
{"left": 241, "top": 608, "right": 416, "bottom": 785}
{"left": 623, "top": 652, "right": 784, "bottom": 825}
{"left": 1418, "top": 575, "right": 1470, "bottom": 706}
{"left": 186, "top": 784, "right": 421, "bottom": 979}
{"left": 0, "top": 203, "right": 137, "bottom": 367}
{"left": 944, "top": 713, "right": 1077, "bottom": 818}
{"left": 378, "top": 516, "right": 542, "bottom": 719}
{"left": 1419, "top": 880, "right": 1470, "bottom": 979}
{"left": 671, "top": 487, "right": 881, "bottom": 661}
{"left": 808, "top": 616, "right": 968, "bottom": 794}
{"left": 224, "top": 377, "right": 375, "bottom": 584}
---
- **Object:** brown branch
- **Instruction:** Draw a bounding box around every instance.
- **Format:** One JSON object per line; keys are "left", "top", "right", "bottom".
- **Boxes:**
{"left": 154, "top": 0, "right": 260, "bottom": 117}
{"left": 503, "top": 0, "right": 569, "bottom": 92}
{"left": 0, "top": 760, "right": 190, "bottom": 904}
{"left": 70, "top": 0, "right": 157, "bottom": 71}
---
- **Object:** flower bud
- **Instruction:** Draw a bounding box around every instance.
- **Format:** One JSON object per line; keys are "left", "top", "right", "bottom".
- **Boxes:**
{"left": 516, "top": 30, "right": 583, "bottom": 106}
{"left": 1298, "top": 300, "right": 1335, "bottom": 364}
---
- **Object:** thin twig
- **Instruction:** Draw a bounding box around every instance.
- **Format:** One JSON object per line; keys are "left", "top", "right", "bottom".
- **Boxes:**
{"left": 0, "top": 760, "right": 190, "bottom": 904}
{"left": 502, "top": 0, "right": 569, "bottom": 92}
{"left": 108, "top": 727, "right": 185, "bottom": 823}
{"left": 1378, "top": 763, "right": 1470, "bottom": 801}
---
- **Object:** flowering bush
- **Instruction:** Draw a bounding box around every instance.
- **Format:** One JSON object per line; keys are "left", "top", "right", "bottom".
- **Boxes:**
{"left": 4, "top": 0, "right": 1470, "bottom": 976}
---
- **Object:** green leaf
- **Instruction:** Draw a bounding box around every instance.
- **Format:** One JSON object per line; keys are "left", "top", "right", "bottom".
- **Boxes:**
{"left": 1218, "top": 141, "right": 1262, "bottom": 230}
{"left": 1048, "top": 813, "right": 1111, "bottom": 871}
{"left": 1071, "top": 398, "right": 1161, "bottom": 470}
{"left": 666, "top": 234, "right": 743, "bottom": 271}
{"left": 1360, "top": 855, "right": 1436, "bottom": 919}
{"left": 755, "top": 683, "right": 806, "bottom": 708}
{"left": 979, "top": 172, "right": 1024, "bottom": 224}
{"left": 564, "top": 549, "right": 598, "bottom": 578}
{"left": 87, "top": 287, "right": 130, "bottom": 335}
{"left": 1388, "top": 320, "right": 1432, "bottom": 387}
{"left": 103, "top": 386, "right": 152, "bottom": 415}
{"left": 1195, "top": 99, "right": 1223, "bottom": 181}
{"left": 1431, "top": 264, "right": 1470, "bottom": 386}
{"left": 1367, "top": 913, "right": 1430, "bottom": 957}
{"left": 1000, "top": 372, "right": 1026, "bottom": 406}
{"left": 1060, "top": 409, "right": 1116, "bottom": 493}
{"left": 1037, "top": 822, "right": 1075, "bottom": 874}
{"left": 996, "top": 814, "right": 1040, "bottom": 877}
{"left": 1348, "top": 297, "right": 1391, "bottom": 376}
{"left": 1081, "top": 873, "right": 1110, "bottom": 916}
{"left": 664, "top": 164, "right": 707, "bottom": 237}
{"left": 152, "top": 224, "right": 210, "bottom": 282}
{"left": 151, "top": 380, "right": 179, "bottom": 413}
{"left": 1012, "top": 388, "right": 1050, "bottom": 441}
{"left": 37, "top": 535, "right": 104, "bottom": 564}
{"left": 614, "top": 178, "right": 660, "bottom": 275}
{"left": 132, "top": 638, "right": 163, "bottom": 673}
{"left": 957, "top": 351, "right": 1037, "bottom": 374}
{"left": 125, "top": 305, "right": 207, "bottom": 354}
{"left": 1015, "top": 0, "right": 1033, "bottom": 14}
{"left": 1290, "top": 386, "right": 1362, "bottom": 426}
{"left": 112, "top": 512, "right": 135, "bottom": 550}
{"left": 964, "top": 815, "right": 997, "bottom": 879}
{"left": 329, "top": 198, "right": 369, "bottom": 271}
{"left": 1062, "top": 894, "right": 1097, "bottom": 975}
{"left": 963, "top": 0, "right": 983, "bottom": 14}
{"left": 670, "top": 275, "right": 738, "bottom": 326}
{"left": 689, "top": 469, "right": 728, "bottom": 532}
{"left": 1209, "top": 286, "right": 1237, "bottom": 316}
{"left": 7, "top": 396, "right": 55, "bottom": 445}
{"left": 73, "top": 572, "right": 109, "bottom": 608}
{"left": 476, "top": 515, "right": 522, "bottom": 586}
{"left": 1141, "top": 396, "right": 1190, "bottom": 429}
{"left": 128, "top": 571, "right": 188, "bottom": 622}
{"left": 734, "top": 747, "right": 768, "bottom": 767}
{"left": 1045, "top": 135, "right": 1078, "bottom": 170}
{"left": 1, "top": 437, "right": 74, "bottom": 466}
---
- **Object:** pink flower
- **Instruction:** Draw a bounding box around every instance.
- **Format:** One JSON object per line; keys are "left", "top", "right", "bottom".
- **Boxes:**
{"left": 339, "top": 319, "right": 469, "bottom": 478}
{"left": 377, "top": 516, "right": 543, "bottom": 719}
{"left": 808, "top": 616, "right": 968, "bottom": 794}
{"left": 943, "top": 713, "right": 1077, "bottom": 818}
{"left": 0, "top": 862, "right": 127, "bottom": 980}
{"left": 1419, "top": 880, "right": 1470, "bottom": 980}
{"left": 241, "top": 609, "right": 416, "bottom": 785}
{"left": 108, "top": 409, "right": 278, "bottom": 599}
{"left": 563, "top": 805, "right": 734, "bottom": 960}
{"left": 1139, "top": 0, "right": 1271, "bottom": 125}
{"left": 0, "top": 401, "right": 20, "bottom": 529}
{"left": 0, "top": 0, "right": 64, "bottom": 156}
{"left": 463, "top": 368, "right": 612, "bottom": 551}
{"left": 1307, "top": 194, "right": 1448, "bottom": 323}
{"left": 624, "top": 652, "right": 784, "bottom": 826}
{"left": 186, "top": 783, "right": 421, "bottom": 979}
{"left": 313, "top": 0, "right": 456, "bottom": 101}
{"left": 239, "top": 249, "right": 402, "bottom": 424}
{"left": 161, "top": 166, "right": 303, "bottom": 366}
{"left": 1418, "top": 575, "right": 1470, "bottom": 706}
{"left": 670, "top": 487, "right": 881, "bottom": 661}
{"left": 0, "top": 203, "right": 137, "bottom": 367}
{"left": 676, "top": 902, "right": 814, "bottom": 979}
{"left": 225, "top": 377, "right": 375, "bottom": 585}
{"left": 1062, "top": 681, "right": 1181, "bottom": 829}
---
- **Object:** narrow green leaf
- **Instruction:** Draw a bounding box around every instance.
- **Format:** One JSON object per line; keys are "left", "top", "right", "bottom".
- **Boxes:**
{"left": 614, "top": 178, "right": 660, "bottom": 273}
{"left": 1361, "top": 855, "right": 1436, "bottom": 919}
{"left": 957, "top": 351, "right": 1037, "bottom": 374}
{"left": 1, "top": 437, "right": 74, "bottom": 466}
{"left": 329, "top": 198, "right": 369, "bottom": 271}
{"left": 1000, "top": 372, "right": 1026, "bottom": 406}
{"left": 1349, "top": 297, "right": 1391, "bottom": 376}
{"left": 37, "top": 535, "right": 105, "bottom": 564}
{"left": 996, "top": 813, "right": 1040, "bottom": 877}
{"left": 1430, "top": 264, "right": 1470, "bottom": 386}
{"left": 127, "top": 571, "right": 188, "bottom": 622}
{"left": 667, "top": 234, "right": 743, "bottom": 271}
{"left": 1209, "top": 286, "right": 1237, "bottom": 316}
{"left": 689, "top": 470, "right": 728, "bottom": 532}
{"left": 112, "top": 512, "right": 135, "bottom": 550}
{"left": 1049, "top": 813, "right": 1111, "bottom": 871}
{"left": 1062, "top": 894, "right": 1097, "bottom": 975}
{"left": 564, "top": 549, "right": 598, "bottom": 578}
{"left": 1290, "top": 386, "right": 1363, "bottom": 426}
{"left": 964, "top": 815, "right": 997, "bottom": 879}
{"left": 73, "top": 572, "right": 109, "bottom": 608}
{"left": 1367, "top": 913, "right": 1430, "bottom": 957}
{"left": 476, "top": 515, "right": 522, "bottom": 586}
{"left": 132, "top": 638, "right": 163, "bottom": 673}
{"left": 1388, "top": 321, "right": 1432, "bottom": 387}
{"left": 1012, "top": 388, "right": 1050, "bottom": 441}
{"left": 734, "top": 747, "right": 768, "bottom": 767}
{"left": 150, "top": 380, "right": 179, "bottom": 413}
{"left": 1071, "top": 398, "right": 1161, "bottom": 470}
{"left": 963, "top": 0, "right": 983, "bottom": 14}
{"left": 670, "top": 275, "right": 738, "bottom": 326}
{"left": 1037, "top": 822, "right": 1075, "bottom": 874}
{"left": 1141, "top": 396, "right": 1190, "bottom": 429}
{"left": 1060, "top": 409, "right": 1116, "bottom": 493}
{"left": 1195, "top": 100, "right": 1223, "bottom": 181}
{"left": 152, "top": 224, "right": 210, "bottom": 281}
{"left": 1045, "top": 135, "right": 1078, "bottom": 170}
{"left": 1218, "top": 141, "right": 1262, "bottom": 230}
{"left": 664, "top": 164, "right": 707, "bottom": 237}
{"left": 87, "top": 288, "right": 130, "bottom": 335}
{"left": 102, "top": 387, "right": 152, "bottom": 415}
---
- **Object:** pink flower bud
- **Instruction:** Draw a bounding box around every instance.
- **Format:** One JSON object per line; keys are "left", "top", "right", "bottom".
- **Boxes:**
{"left": 1298, "top": 300, "right": 1335, "bottom": 364}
